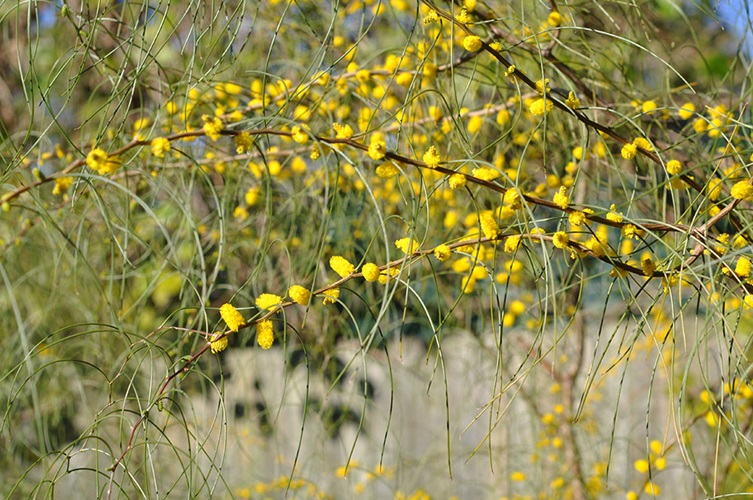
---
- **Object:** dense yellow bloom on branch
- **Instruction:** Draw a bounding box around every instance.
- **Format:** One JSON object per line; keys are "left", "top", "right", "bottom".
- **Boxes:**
{"left": 621, "top": 143, "right": 638, "bottom": 160}
{"left": 448, "top": 173, "right": 466, "bottom": 189}
{"left": 288, "top": 285, "right": 310, "bottom": 305}
{"left": 735, "top": 257, "right": 752, "bottom": 278}
{"left": 529, "top": 98, "right": 553, "bottom": 116}
{"left": 210, "top": 333, "right": 229, "bottom": 353}
{"left": 255, "top": 293, "right": 283, "bottom": 311}
{"left": 202, "top": 115, "right": 223, "bottom": 141}
{"left": 552, "top": 231, "right": 569, "bottom": 249}
{"left": 362, "top": 263, "right": 380, "bottom": 282}
{"left": 86, "top": 148, "right": 122, "bottom": 175}
{"left": 730, "top": 180, "right": 753, "bottom": 200}
{"left": 220, "top": 303, "right": 246, "bottom": 332}
{"left": 395, "top": 238, "right": 419, "bottom": 254}
{"left": 330, "top": 255, "right": 356, "bottom": 278}
{"left": 423, "top": 146, "right": 441, "bottom": 168}
{"left": 291, "top": 126, "right": 309, "bottom": 144}
{"left": 151, "top": 137, "right": 171, "bottom": 158}
{"left": 666, "top": 160, "right": 682, "bottom": 175}
{"left": 553, "top": 186, "right": 569, "bottom": 209}
{"left": 322, "top": 288, "right": 340, "bottom": 305}
{"left": 434, "top": 244, "right": 452, "bottom": 261}
{"left": 256, "top": 320, "right": 274, "bottom": 350}
{"left": 479, "top": 211, "right": 499, "bottom": 239}
{"left": 463, "top": 35, "right": 483, "bottom": 52}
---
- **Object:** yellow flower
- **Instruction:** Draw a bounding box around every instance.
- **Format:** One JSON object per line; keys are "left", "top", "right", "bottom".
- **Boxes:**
{"left": 479, "top": 210, "right": 499, "bottom": 239}
{"left": 641, "top": 100, "right": 657, "bottom": 113}
{"left": 333, "top": 122, "right": 354, "bottom": 139}
{"left": 376, "top": 161, "right": 400, "bottom": 178}
{"left": 463, "top": 35, "right": 483, "bottom": 52}
{"left": 621, "top": 143, "right": 637, "bottom": 160}
{"left": 553, "top": 186, "right": 569, "bottom": 209}
{"left": 368, "top": 139, "right": 387, "bottom": 161}
{"left": 678, "top": 102, "right": 695, "bottom": 120}
{"left": 423, "top": 9, "right": 439, "bottom": 24}
{"left": 529, "top": 98, "right": 553, "bottom": 116}
{"left": 151, "top": 137, "right": 171, "bottom": 158}
{"left": 568, "top": 210, "right": 587, "bottom": 226}
{"left": 633, "top": 459, "right": 649, "bottom": 474}
{"left": 632, "top": 137, "right": 653, "bottom": 151}
{"left": 606, "top": 204, "right": 623, "bottom": 223}
{"left": 202, "top": 115, "right": 223, "bottom": 141}
{"left": 256, "top": 320, "right": 274, "bottom": 349}
{"left": 52, "top": 176, "right": 74, "bottom": 195}
{"left": 395, "top": 237, "right": 419, "bottom": 254}
{"left": 255, "top": 293, "right": 283, "bottom": 311}
{"left": 209, "top": 332, "right": 229, "bottom": 353}
{"left": 735, "top": 256, "right": 752, "bottom": 278}
{"left": 448, "top": 173, "right": 466, "bottom": 189}
{"left": 422, "top": 146, "right": 441, "bottom": 168}
{"left": 504, "top": 235, "right": 521, "bottom": 253}
{"left": 235, "top": 131, "right": 253, "bottom": 153}
{"left": 220, "top": 303, "right": 246, "bottom": 332}
{"left": 552, "top": 231, "right": 569, "bottom": 249}
{"left": 548, "top": 11, "right": 562, "bottom": 27}
{"left": 288, "top": 285, "right": 310, "bottom": 305}
{"left": 434, "top": 244, "right": 452, "bottom": 261}
{"left": 86, "top": 147, "right": 121, "bottom": 175}
{"left": 291, "top": 125, "right": 309, "bottom": 144}
{"left": 641, "top": 258, "right": 656, "bottom": 277}
{"left": 730, "top": 180, "right": 753, "bottom": 200}
{"left": 330, "top": 255, "right": 356, "bottom": 278}
{"left": 565, "top": 91, "right": 580, "bottom": 109}
{"left": 535, "top": 78, "right": 550, "bottom": 95}
{"left": 666, "top": 159, "right": 682, "bottom": 175}
{"left": 362, "top": 263, "right": 380, "bottom": 282}
{"left": 322, "top": 288, "right": 340, "bottom": 305}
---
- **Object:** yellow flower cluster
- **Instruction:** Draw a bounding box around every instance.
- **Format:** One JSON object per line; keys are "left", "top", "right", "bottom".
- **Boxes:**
{"left": 463, "top": 35, "right": 483, "bottom": 52}
{"left": 151, "top": 137, "right": 171, "bottom": 158}
{"left": 330, "top": 255, "right": 356, "bottom": 278}
{"left": 395, "top": 237, "right": 419, "bottom": 254}
{"left": 202, "top": 115, "right": 223, "bottom": 141}
{"left": 422, "top": 146, "right": 441, "bottom": 168}
{"left": 220, "top": 303, "right": 246, "bottom": 332}
{"left": 288, "top": 285, "right": 310, "bottom": 305}
{"left": 86, "top": 148, "right": 122, "bottom": 175}
{"left": 256, "top": 293, "right": 283, "bottom": 311}
{"left": 256, "top": 320, "right": 274, "bottom": 349}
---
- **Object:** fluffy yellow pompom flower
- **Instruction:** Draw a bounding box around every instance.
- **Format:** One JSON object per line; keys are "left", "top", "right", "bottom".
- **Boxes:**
{"left": 678, "top": 102, "right": 695, "bottom": 120}
{"left": 256, "top": 320, "right": 274, "bottom": 350}
{"left": 209, "top": 333, "right": 229, "bottom": 353}
{"left": 423, "top": 146, "right": 441, "bottom": 168}
{"left": 288, "top": 285, "right": 311, "bottom": 305}
{"left": 333, "top": 122, "right": 354, "bottom": 139}
{"left": 569, "top": 210, "right": 591, "bottom": 227}
{"left": 606, "top": 204, "right": 623, "bottom": 223}
{"left": 735, "top": 256, "right": 752, "bottom": 278}
{"left": 291, "top": 126, "right": 309, "bottom": 144}
{"left": 529, "top": 98, "right": 553, "bottom": 116}
{"left": 255, "top": 293, "right": 283, "bottom": 311}
{"left": 86, "top": 148, "right": 121, "bottom": 175}
{"left": 552, "top": 186, "right": 569, "bottom": 209}
{"left": 202, "top": 115, "right": 223, "bottom": 141}
{"left": 395, "top": 237, "right": 419, "bottom": 254}
{"left": 666, "top": 160, "right": 682, "bottom": 175}
{"left": 504, "top": 235, "right": 521, "bottom": 253}
{"left": 448, "top": 173, "right": 466, "bottom": 189}
{"left": 641, "top": 100, "right": 657, "bottom": 113}
{"left": 632, "top": 137, "right": 654, "bottom": 152}
{"left": 535, "top": 78, "right": 550, "bottom": 95}
{"left": 621, "top": 143, "right": 638, "bottom": 160}
{"left": 434, "top": 244, "right": 452, "bottom": 261}
{"left": 376, "top": 162, "right": 400, "bottom": 178}
{"left": 368, "top": 139, "right": 387, "bottom": 161}
{"left": 220, "top": 303, "right": 246, "bottom": 332}
{"left": 463, "top": 35, "right": 483, "bottom": 52}
{"left": 151, "top": 137, "right": 171, "bottom": 158}
{"left": 552, "top": 231, "right": 569, "bottom": 249}
{"left": 362, "top": 263, "right": 380, "bottom": 282}
{"left": 330, "top": 255, "right": 356, "bottom": 278}
{"left": 730, "top": 180, "right": 753, "bottom": 200}
{"left": 479, "top": 210, "right": 499, "bottom": 239}
{"left": 322, "top": 288, "right": 340, "bottom": 305}
{"left": 548, "top": 11, "right": 562, "bottom": 27}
